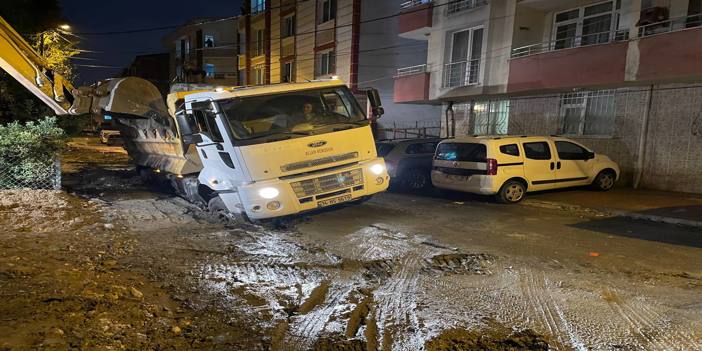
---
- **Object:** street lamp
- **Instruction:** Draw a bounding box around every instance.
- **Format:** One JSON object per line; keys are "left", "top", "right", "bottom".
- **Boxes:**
{"left": 58, "top": 24, "right": 71, "bottom": 31}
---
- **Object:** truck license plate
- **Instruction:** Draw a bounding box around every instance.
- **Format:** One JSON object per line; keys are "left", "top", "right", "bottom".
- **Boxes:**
{"left": 317, "top": 194, "right": 352, "bottom": 208}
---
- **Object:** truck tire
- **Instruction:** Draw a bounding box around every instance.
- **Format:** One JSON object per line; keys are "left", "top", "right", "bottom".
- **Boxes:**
{"left": 208, "top": 196, "right": 250, "bottom": 225}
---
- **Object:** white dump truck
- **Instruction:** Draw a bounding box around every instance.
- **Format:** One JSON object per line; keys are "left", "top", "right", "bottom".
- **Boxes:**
{"left": 1, "top": 16, "right": 389, "bottom": 220}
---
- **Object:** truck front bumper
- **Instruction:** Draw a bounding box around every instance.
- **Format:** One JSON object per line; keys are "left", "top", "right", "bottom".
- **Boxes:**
{"left": 225, "top": 158, "right": 389, "bottom": 220}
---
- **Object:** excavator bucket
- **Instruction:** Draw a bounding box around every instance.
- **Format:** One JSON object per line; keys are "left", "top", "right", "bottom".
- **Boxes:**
{"left": 71, "top": 77, "right": 169, "bottom": 119}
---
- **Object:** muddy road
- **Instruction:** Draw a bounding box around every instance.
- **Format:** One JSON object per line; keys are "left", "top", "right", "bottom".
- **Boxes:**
{"left": 1, "top": 138, "right": 701, "bottom": 350}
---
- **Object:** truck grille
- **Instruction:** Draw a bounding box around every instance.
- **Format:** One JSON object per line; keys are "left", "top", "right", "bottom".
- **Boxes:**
{"left": 281, "top": 152, "right": 359, "bottom": 172}
{"left": 290, "top": 169, "right": 364, "bottom": 198}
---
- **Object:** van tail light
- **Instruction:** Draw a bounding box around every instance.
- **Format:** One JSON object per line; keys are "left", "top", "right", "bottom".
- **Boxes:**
{"left": 487, "top": 158, "right": 498, "bottom": 176}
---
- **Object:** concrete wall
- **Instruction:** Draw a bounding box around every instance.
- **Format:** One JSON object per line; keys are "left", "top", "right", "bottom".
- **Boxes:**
{"left": 502, "top": 84, "right": 702, "bottom": 193}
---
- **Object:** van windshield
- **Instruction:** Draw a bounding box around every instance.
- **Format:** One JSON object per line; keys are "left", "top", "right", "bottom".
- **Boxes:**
{"left": 435, "top": 143, "right": 486, "bottom": 162}
{"left": 217, "top": 86, "right": 367, "bottom": 143}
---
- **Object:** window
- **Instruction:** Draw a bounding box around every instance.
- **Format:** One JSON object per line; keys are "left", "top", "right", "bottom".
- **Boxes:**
{"left": 552, "top": 1, "right": 621, "bottom": 50}
{"left": 254, "top": 30, "right": 265, "bottom": 56}
{"left": 499, "top": 144, "right": 520, "bottom": 157}
{"left": 406, "top": 142, "right": 438, "bottom": 154}
{"left": 320, "top": 0, "right": 337, "bottom": 23}
{"left": 560, "top": 90, "right": 616, "bottom": 136}
{"left": 472, "top": 100, "right": 509, "bottom": 135}
{"left": 444, "top": 27, "right": 483, "bottom": 87}
{"left": 376, "top": 143, "right": 396, "bottom": 157}
{"left": 435, "top": 143, "right": 487, "bottom": 162}
{"left": 523, "top": 142, "right": 552, "bottom": 160}
{"left": 204, "top": 35, "right": 215, "bottom": 48}
{"left": 192, "top": 102, "right": 224, "bottom": 142}
{"left": 555, "top": 141, "right": 591, "bottom": 160}
{"left": 316, "top": 51, "right": 335, "bottom": 76}
{"left": 283, "top": 15, "right": 296, "bottom": 38}
{"left": 251, "top": 0, "right": 266, "bottom": 14}
{"left": 253, "top": 65, "right": 265, "bottom": 85}
{"left": 282, "top": 61, "right": 294, "bottom": 83}
{"left": 205, "top": 64, "right": 215, "bottom": 78}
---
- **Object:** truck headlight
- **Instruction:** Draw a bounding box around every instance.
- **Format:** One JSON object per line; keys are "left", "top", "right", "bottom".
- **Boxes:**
{"left": 259, "top": 187, "right": 280, "bottom": 199}
{"left": 369, "top": 163, "right": 385, "bottom": 175}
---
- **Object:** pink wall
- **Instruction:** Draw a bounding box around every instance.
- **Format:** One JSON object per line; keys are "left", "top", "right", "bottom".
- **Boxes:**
{"left": 398, "top": 3, "right": 433, "bottom": 34}
{"left": 394, "top": 73, "right": 430, "bottom": 103}
{"left": 507, "top": 42, "right": 628, "bottom": 93}
{"left": 637, "top": 27, "right": 702, "bottom": 82}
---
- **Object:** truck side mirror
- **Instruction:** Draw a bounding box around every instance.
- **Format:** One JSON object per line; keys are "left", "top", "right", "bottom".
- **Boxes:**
{"left": 182, "top": 133, "right": 203, "bottom": 145}
{"left": 367, "top": 88, "right": 384, "bottom": 119}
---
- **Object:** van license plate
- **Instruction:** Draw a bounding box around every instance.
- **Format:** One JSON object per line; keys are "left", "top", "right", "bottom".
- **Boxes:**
{"left": 317, "top": 194, "right": 352, "bottom": 207}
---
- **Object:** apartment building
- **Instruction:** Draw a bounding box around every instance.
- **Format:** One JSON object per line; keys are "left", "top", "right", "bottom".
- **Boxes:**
{"left": 163, "top": 17, "right": 240, "bottom": 86}
{"left": 237, "top": 0, "right": 439, "bottom": 124}
{"left": 396, "top": 0, "right": 702, "bottom": 193}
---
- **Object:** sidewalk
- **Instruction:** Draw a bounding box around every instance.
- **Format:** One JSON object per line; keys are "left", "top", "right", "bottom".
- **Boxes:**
{"left": 523, "top": 187, "right": 702, "bottom": 228}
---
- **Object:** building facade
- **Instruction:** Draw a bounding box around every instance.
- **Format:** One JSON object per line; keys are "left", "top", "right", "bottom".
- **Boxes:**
{"left": 396, "top": 0, "right": 702, "bottom": 193}
{"left": 164, "top": 17, "right": 240, "bottom": 86}
{"left": 237, "top": 0, "right": 440, "bottom": 125}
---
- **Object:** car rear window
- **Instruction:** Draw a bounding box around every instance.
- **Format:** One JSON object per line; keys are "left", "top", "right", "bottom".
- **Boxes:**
{"left": 376, "top": 143, "right": 395, "bottom": 157}
{"left": 435, "top": 143, "right": 487, "bottom": 162}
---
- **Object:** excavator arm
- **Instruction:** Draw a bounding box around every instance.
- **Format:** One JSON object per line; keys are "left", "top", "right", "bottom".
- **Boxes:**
{"left": 0, "top": 15, "right": 168, "bottom": 119}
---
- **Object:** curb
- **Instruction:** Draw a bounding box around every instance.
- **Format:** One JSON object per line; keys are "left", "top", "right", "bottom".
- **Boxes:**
{"left": 522, "top": 200, "right": 702, "bottom": 229}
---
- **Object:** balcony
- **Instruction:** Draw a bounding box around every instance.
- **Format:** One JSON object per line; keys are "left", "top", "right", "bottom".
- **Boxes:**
{"left": 446, "top": 0, "right": 488, "bottom": 16}
{"left": 394, "top": 64, "right": 430, "bottom": 103}
{"left": 398, "top": 0, "right": 433, "bottom": 40}
{"left": 636, "top": 14, "right": 702, "bottom": 83}
{"left": 442, "top": 60, "right": 480, "bottom": 88}
{"left": 511, "top": 29, "right": 629, "bottom": 58}
{"left": 508, "top": 29, "right": 629, "bottom": 93}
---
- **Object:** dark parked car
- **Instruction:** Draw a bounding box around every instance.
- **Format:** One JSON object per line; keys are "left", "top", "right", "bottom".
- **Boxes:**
{"left": 375, "top": 138, "right": 441, "bottom": 190}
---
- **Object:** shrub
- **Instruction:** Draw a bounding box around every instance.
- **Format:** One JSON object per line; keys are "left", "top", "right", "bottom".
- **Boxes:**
{"left": 0, "top": 117, "right": 65, "bottom": 188}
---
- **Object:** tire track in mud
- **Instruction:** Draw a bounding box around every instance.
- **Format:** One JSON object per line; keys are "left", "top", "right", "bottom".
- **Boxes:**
{"left": 519, "top": 270, "right": 586, "bottom": 351}
{"left": 605, "top": 288, "right": 702, "bottom": 350}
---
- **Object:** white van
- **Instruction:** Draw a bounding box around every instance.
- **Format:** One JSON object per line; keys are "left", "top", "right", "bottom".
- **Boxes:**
{"left": 431, "top": 136, "right": 620, "bottom": 203}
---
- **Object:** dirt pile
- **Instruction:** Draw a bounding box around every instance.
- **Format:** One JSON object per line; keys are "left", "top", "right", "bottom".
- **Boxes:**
{"left": 425, "top": 328, "right": 551, "bottom": 351}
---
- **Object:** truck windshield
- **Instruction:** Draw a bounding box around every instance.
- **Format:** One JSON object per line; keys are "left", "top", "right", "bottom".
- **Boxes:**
{"left": 218, "top": 86, "right": 367, "bottom": 142}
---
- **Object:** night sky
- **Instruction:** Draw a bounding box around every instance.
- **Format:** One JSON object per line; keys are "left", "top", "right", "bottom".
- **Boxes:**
{"left": 59, "top": 0, "right": 243, "bottom": 85}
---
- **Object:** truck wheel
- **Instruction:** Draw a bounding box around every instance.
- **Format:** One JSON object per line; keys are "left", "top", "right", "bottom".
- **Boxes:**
{"left": 592, "top": 171, "right": 616, "bottom": 191}
{"left": 208, "top": 196, "right": 249, "bottom": 225}
{"left": 402, "top": 168, "right": 430, "bottom": 191}
{"left": 496, "top": 180, "right": 526, "bottom": 204}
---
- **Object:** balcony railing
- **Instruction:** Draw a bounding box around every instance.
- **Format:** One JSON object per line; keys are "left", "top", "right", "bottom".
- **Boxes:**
{"left": 638, "top": 13, "right": 702, "bottom": 37}
{"left": 446, "top": 0, "right": 488, "bottom": 16}
{"left": 400, "top": 0, "right": 431, "bottom": 10}
{"left": 511, "top": 29, "right": 630, "bottom": 58}
{"left": 395, "top": 64, "right": 427, "bottom": 78}
{"left": 442, "top": 60, "right": 480, "bottom": 88}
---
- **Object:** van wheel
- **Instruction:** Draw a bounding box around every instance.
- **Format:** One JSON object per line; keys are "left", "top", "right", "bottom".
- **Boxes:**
{"left": 496, "top": 180, "right": 526, "bottom": 204}
{"left": 403, "top": 168, "right": 430, "bottom": 191}
{"left": 592, "top": 171, "right": 616, "bottom": 191}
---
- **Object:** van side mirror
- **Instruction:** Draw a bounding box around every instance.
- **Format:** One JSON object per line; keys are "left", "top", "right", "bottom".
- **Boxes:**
{"left": 367, "top": 88, "right": 384, "bottom": 119}
{"left": 183, "top": 133, "right": 203, "bottom": 145}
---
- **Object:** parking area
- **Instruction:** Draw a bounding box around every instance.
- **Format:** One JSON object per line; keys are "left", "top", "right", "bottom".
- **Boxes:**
{"left": 1, "top": 140, "right": 701, "bottom": 350}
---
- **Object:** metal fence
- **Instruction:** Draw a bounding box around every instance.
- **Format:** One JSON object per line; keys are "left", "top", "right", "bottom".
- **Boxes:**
{"left": 0, "top": 152, "right": 61, "bottom": 190}
{"left": 446, "top": 0, "right": 488, "bottom": 16}
{"left": 442, "top": 59, "right": 480, "bottom": 88}
{"left": 378, "top": 120, "right": 441, "bottom": 140}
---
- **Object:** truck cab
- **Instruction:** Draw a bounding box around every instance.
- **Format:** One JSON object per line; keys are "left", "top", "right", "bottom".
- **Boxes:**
{"left": 179, "top": 80, "right": 389, "bottom": 220}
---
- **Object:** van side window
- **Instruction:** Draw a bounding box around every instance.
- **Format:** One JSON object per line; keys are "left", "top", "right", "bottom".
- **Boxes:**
{"left": 555, "top": 141, "right": 589, "bottom": 160}
{"left": 499, "top": 144, "right": 519, "bottom": 156}
{"left": 435, "top": 143, "right": 486, "bottom": 162}
{"left": 523, "top": 142, "right": 551, "bottom": 160}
